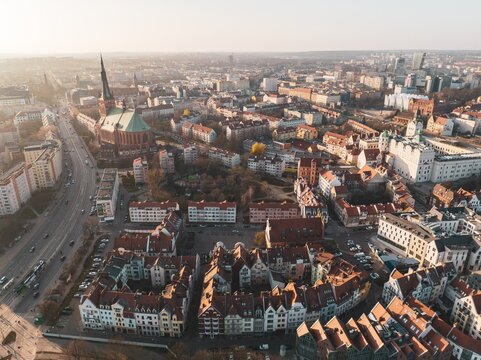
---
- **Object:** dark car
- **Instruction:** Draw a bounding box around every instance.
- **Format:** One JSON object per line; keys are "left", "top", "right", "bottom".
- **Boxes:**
{"left": 60, "top": 255, "right": 66, "bottom": 262}
{"left": 33, "top": 291, "right": 40, "bottom": 298}
{"left": 69, "top": 240, "right": 75, "bottom": 246}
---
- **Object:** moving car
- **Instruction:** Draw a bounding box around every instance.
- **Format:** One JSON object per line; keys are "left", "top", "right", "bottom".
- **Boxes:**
{"left": 0, "top": 276, "right": 7, "bottom": 285}
{"left": 29, "top": 246, "right": 36, "bottom": 253}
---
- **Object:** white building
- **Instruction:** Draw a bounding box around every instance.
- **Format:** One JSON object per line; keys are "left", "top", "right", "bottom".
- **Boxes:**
{"left": 129, "top": 200, "right": 179, "bottom": 223}
{"left": 27, "top": 140, "right": 63, "bottom": 189}
{"left": 247, "top": 155, "right": 285, "bottom": 177}
{"left": 96, "top": 168, "right": 119, "bottom": 223}
{"left": 451, "top": 292, "right": 481, "bottom": 340}
{"left": 318, "top": 169, "right": 341, "bottom": 199}
{"left": 262, "top": 78, "right": 278, "bottom": 92}
{"left": 384, "top": 93, "right": 429, "bottom": 111}
{"left": 13, "top": 110, "right": 42, "bottom": 126}
{"left": 159, "top": 150, "right": 175, "bottom": 174}
{"left": 41, "top": 108, "right": 56, "bottom": 127}
{"left": 133, "top": 157, "right": 148, "bottom": 185}
{"left": 188, "top": 200, "right": 236, "bottom": 223}
{"left": 387, "top": 137, "right": 435, "bottom": 183}
{"left": 183, "top": 144, "right": 198, "bottom": 165}
{"left": 208, "top": 147, "right": 240, "bottom": 168}
{"left": 0, "top": 163, "right": 36, "bottom": 216}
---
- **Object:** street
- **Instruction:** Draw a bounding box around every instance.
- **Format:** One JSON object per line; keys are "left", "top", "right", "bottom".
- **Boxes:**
{"left": 0, "top": 107, "right": 97, "bottom": 319}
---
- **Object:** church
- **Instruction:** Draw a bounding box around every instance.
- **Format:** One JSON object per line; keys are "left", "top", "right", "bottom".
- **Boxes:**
{"left": 95, "top": 56, "right": 156, "bottom": 159}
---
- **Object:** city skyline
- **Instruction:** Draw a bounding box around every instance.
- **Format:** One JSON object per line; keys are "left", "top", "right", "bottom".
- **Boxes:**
{"left": 2, "top": 0, "right": 481, "bottom": 55}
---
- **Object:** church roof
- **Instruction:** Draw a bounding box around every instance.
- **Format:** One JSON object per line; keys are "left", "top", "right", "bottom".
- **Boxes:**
{"left": 100, "top": 107, "right": 150, "bottom": 133}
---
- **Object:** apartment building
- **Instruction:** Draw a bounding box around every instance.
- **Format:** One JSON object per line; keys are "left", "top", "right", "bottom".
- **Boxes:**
{"left": 183, "top": 144, "right": 198, "bottom": 165}
{"left": 265, "top": 218, "right": 324, "bottom": 248}
{"left": 96, "top": 168, "right": 119, "bottom": 223}
{"left": 294, "top": 178, "right": 329, "bottom": 221}
{"left": 226, "top": 120, "right": 269, "bottom": 142}
{"left": 13, "top": 110, "right": 42, "bottom": 126}
{"left": 207, "top": 147, "right": 240, "bottom": 168}
{"left": 451, "top": 290, "right": 481, "bottom": 340}
{"left": 377, "top": 211, "right": 481, "bottom": 272}
{"left": 129, "top": 200, "right": 179, "bottom": 223}
{"left": 272, "top": 126, "right": 297, "bottom": 141}
{"left": 188, "top": 200, "right": 236, "bottom": 223}
{"left": 23, "top": 139, "right": 63, "bottom": 189}
{"left": 431, "top": 184, "right": 481, "bottom": 212}
{"left": 247, "top": 155, "right": 285, "bottom": 177}
{"left": 249, "top": 201, "right": 300, "bottom": 224}
{"left": 182, "top": 122, "right": 216, "bottom": 143}
{"left": 79, "top": 250, "right": 200, "bottom": 338}
{"left": 114, "top": 212, "right": 183, "bottom": 256}
{"left": 318, "top": 169, "right": 341, "bottom": 199}
{"left": 132, "top": 157, "right": 149, "bottom": 184}
{"left": 158, "top": 149, "right": 175, "bottom": 174}
{"left": 426, "top": 115, "right": 454, "bottom": 136}
{"left": 199, "top": 243, "right": 370, "bottom": 339}
{"left": 296, "top": 125, "right": 318, "bottom": 140}
{"left": 0, "top": 163, "right": 36, "bottom": 216}
{"left": 382, "top": 263, "right": 456, "bottom": 305}
{"left": 297, "top": 158, "right": 326, "bottom": 186}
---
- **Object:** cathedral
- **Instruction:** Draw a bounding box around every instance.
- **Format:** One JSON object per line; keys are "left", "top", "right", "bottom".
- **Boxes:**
{"left": 95, "top": 56, "right": 155, "bottom": 159}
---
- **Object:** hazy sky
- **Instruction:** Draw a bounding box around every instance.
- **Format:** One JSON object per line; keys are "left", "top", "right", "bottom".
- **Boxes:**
{"left": 1, "top": 0, "right": 480, "bottom": 54}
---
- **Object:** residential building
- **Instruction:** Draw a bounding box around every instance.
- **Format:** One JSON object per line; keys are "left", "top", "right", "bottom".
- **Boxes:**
{"left": 132, "top": 157, "right": 148, "bottom": 185}
{"left": 158, "top": 150, "right": 175, "bottom": 174}
{"left": 249, "top": 201, "right": 301, "bottom": 224}
{"left": 431, "top": 184, "right": 481, "bottom": 212}
{"left": 247, "top": 155, "right": 285, "bottom": 177}
{"left": 408, "top": 98, "right": 434, "bottom": 116}
{"left": 0, "top": 163, "right": 36, "bottom": 216}
{"left": 96, "top": 168, "right": 119, "bottom": 223}
{"left": 41, "top": 108, "right": 56, "bottom": 127}
{"left": 226, "top": 120, "right": 269, "bottom": 142}
{"left": 294, "top": 178, "right": 329, "bottom": 222}
{"left": 207, "top": 147, "right": 240, "bottom": 168}
{"left": 382, "top": 263, "right": 456, "bottom": 305}
{"left": 23, "top": 139, "right": 63, "bottom": 189}
{"left": 356, "top": 148, "right": 381, "bottom": 168}
{"left": 79, "top": 250, "right": 199, "bottom": 338}
{"left": 129, "top": 200, "right": 179, "bottom": 223}
{"left": 318, "top": 170, "right": 341, "bottom": 199}
{"left": 183, "top": 144, "right": 198, "bottom": 165}
{"left": 13, "top": 110, "right": 42, "bottom": 126}
{"left": 297, "top": 158, "right": 326, "bottom": 186}
{"left": 296, "top": 125, "right": 318, "bottom": 140}
{"left": 188, "top": 200, "right": 236, "bottom": 223}
{"left": 262, "top": 78, "right": 278, "bottom": 92}
{"left": 334, "top": 198, "right": 402, "bottom": 228}
{"left": 426, "top": 115, "right": 454, "bottom": 136}
{"left": 451, "top": 289, "right": 481, "bottom": 340}
{"left": 265, "top": 218, "right": 323, "bottom": 248}
{"left": 273, "top": 126, "right": 297, "bottom": 141}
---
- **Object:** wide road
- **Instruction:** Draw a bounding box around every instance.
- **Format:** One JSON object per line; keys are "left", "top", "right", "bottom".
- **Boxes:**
{"left": 0, "top": 106, "right": 97, "bottom": 318}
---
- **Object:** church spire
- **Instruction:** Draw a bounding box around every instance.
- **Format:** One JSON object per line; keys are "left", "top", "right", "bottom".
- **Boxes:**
{"left": 100, "top": 54, "right": 113, "bottom": 100}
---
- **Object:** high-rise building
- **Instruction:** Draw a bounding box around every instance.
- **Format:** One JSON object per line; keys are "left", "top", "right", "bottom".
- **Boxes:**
{"left": 412, "top": 52, "right": 426, "bottom": 70}
{"left": 262, "top": 77, "right": 278, "bottom": 92}
{"left": 394, "top": 57, "right": 406, "bottom": 74}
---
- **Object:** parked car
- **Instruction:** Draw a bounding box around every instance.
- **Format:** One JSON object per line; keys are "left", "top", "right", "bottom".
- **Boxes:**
{"left": 29, "top": 246, "right": 35, "bottom": 253}
{"left": 69, "top": 240, "right": 75, "bottom": 246}
{"left": 33, "top": 292, "right": 40, "bottom": 298}
{"left": 370, "top": 273, "right": 380, "bottom": 280}
{"left": 0, "top": 276, "right": 7, "bottom": 284}
{"left": 60, "top": 255, "right": 66, "bottom": 262}
{"left": 259, "top": 344, "right": 269, "bottom": 350}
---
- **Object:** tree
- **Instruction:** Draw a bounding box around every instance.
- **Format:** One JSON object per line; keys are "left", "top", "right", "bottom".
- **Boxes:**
{"left": 254, "top": 231, "right": 266, "bottom": 247}
{"left": 38, "top": 299, "right": 60, "bottom": 325}
{"left": 250, "top": 142, "right": 266, "bottom": 156}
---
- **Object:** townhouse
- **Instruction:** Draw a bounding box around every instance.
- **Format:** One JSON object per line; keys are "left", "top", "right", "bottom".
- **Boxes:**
{"left": 207, "top": 147, "right": 241, "bottom": 168}
{"left": 249, "top": 201, "right": 301, "bottom": 224}
{"left": 426, "top": 115, "right": 454, "bottom": 136}
{"left": 451, "top": 289, "right": 481, "bottom": 340}
{"left": 188, "top": 200, "right": 236, "bottom": 223}
{"left": 334, "top": 198, "right": 402, "bottom": 228}
{"left": 79, "top": 249, "right": 200, "bottom": 338}
{"left": 293, "top": 178, "right": 329, "bottom": 221}
{"left": 198, "top": 243, "right": 371, "bottom": 338}
{"left": 297, "top": 158, "right": 326, "bottom": 186}
{"left": 297, "top": 295, "right": 481, "bottom": 360}
{"left": 318, "top": 169, "right": 341, "bottom": 199}
{"left": 128, "top": 200, "right": 179, "bottom": 223}
{"left": 431, "top": 184, "right": 481, "bottom": 212}
{"left": 382, "top": 263, "right": 456, "bottom": 305}
{"left": 247, "top": 155, "right": 285, "bottom": 177}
